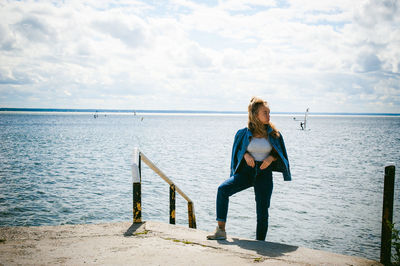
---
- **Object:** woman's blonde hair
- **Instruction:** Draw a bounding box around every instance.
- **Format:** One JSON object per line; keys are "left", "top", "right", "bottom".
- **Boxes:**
{"left": 248, "top": 97, "right": 280, "bottom": 138}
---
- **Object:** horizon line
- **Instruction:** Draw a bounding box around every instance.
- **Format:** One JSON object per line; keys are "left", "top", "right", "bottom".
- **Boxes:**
{"left": 1, "top": 107, "right": 399, "bottom": 116}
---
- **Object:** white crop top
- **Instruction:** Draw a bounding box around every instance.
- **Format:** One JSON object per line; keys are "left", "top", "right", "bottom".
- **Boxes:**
{"left": 247, "top": 137, "right": 272, "bottom": 161}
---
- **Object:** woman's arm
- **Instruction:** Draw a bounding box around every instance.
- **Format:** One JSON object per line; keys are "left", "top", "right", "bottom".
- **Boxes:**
{"left": 230, "top": 129, "right": 246, "bottom": 176}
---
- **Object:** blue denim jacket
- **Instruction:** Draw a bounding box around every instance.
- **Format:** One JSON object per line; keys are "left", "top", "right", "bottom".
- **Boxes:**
{"left": 230, "top": 126, "right": 291, "bottom": 181}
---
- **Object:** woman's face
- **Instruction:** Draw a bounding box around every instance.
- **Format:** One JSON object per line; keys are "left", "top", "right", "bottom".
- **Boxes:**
{"left": 257, "top": 105, "right": 270, "bottom": 125}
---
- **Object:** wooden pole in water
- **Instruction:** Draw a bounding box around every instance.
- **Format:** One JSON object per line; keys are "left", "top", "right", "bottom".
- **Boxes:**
{"left": 380, "top": 164, "right": 395, "bottom": 265}
{"left": 170, "top": 184, "right": 176, "bottom": 225}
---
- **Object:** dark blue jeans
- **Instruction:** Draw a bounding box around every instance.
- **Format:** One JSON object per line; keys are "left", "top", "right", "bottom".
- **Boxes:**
{"left": 216, "top": 161, "right": 273, "bottom": 241}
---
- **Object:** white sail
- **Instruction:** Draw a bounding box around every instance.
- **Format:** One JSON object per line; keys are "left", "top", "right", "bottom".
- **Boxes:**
{"left": 304, "top": 108, "right": 309, "bottom": 130}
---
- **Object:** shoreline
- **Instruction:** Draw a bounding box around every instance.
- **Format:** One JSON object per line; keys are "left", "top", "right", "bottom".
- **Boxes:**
{"left": 1, "top": 108, "right": 399, "bottom": 117}
{"left": 1, "top": 110, "right": 399, "bottom": 118}
{"left": 0, "top": 220, "right": 381, "bottom": 265}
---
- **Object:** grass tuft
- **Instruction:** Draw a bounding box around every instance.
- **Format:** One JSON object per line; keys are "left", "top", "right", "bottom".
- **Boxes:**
{"left": 134, "top": 230, "right": 149, "bottom": 236}
{"left": 253, "top": 257, "right": 263, "bottom": 262}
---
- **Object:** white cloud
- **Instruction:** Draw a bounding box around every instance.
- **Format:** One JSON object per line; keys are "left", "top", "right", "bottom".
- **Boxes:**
{"left": 0, "top": 0, "right": 399, "bottom": 112}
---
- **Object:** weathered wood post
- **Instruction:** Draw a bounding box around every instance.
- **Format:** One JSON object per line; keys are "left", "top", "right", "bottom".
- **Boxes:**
{"left": 380, "top": 164, "right": 395, "bottom": 265}
{"left": 188, "top": 201, "right": 196, "bottom": 229}
{"left": 170, "top": 184, "right": 176, "bottom": 224}
{"left": 132, "top": 148, "right": 142, "bottom": 223}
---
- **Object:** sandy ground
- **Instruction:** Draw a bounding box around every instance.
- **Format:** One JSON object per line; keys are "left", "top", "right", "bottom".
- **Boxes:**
{"left": 0, "top": 221, "right": 381, "bottom": 265}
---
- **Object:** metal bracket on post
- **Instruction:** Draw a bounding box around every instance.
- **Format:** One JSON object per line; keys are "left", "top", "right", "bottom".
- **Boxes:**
{"left": 132, "top": 148, "right": 142, "bottom": 223}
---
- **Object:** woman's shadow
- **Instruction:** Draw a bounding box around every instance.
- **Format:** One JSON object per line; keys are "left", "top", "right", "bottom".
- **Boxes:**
{"left": 217, "top": 238, "right": 298, "bottom": 257}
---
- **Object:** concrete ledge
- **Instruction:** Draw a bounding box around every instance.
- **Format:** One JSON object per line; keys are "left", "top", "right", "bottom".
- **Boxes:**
{"left": 0, "top": 221, "right": 381, "bottom": 265}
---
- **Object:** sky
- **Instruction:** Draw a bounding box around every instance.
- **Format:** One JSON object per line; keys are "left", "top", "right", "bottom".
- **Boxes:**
{"left": 0, "top": 0, "right": 399, "bottom": 113}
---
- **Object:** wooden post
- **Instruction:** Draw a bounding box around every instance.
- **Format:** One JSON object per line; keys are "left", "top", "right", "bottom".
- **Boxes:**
{"left": 132, "top": 148, "right": 142, "bottom": 223}
{"left": 380, "top": 164, "right": 395, "bottom": 265}
{"left": 188, "top": 202, "right": 196, "bottom": 229}
{"left": 133, "top": 182, "right": 141, "bottom": 223}
{"left": 170, "top": 184, "right": 176, "bottom": 224}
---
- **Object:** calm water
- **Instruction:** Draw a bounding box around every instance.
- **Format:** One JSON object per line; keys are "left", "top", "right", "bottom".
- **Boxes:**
{"left": 0, "top": 112, "right": 399, "bottom": 260}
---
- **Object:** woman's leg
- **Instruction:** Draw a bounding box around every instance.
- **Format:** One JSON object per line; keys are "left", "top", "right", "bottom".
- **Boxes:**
{"left": 208, "top": 166, "right": 255, "bottom": 240}
{"left": 254, "top": 168, "right": 273, "bottom": 241}
{"left": 216, "top": 165, "right": 254, "bottom": 224}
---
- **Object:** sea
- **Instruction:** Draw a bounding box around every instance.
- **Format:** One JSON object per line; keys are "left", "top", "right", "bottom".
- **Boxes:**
{"left": 0, "top": 111, "right": 399, "bottom": 261}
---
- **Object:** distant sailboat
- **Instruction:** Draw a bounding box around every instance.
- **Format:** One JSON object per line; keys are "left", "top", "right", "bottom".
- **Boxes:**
{"left": 300, "top": 108, "right": 309, "bottom": 130}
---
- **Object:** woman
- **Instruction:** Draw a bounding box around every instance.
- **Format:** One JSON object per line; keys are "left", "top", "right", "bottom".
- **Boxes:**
{"left": 207, "top": 97, "right": 291, "bottom": 241}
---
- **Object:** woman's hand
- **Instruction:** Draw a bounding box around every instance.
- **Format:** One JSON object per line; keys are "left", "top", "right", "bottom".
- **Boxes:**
{"left": 260, "top": 155, "right": 277, "bottom": 170}
{"left": 244, "top": 152, "right": 255, "bottom": 168}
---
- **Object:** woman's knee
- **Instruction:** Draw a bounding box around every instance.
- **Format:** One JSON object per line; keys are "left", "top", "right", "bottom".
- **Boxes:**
{"left": 217, "top": 184, "right": 227, "bottom": 196}
{"left": 218, "top": 181, "right": 237, "bottom": 198}
{"left": 255, "top": 193, "right": 272, "bottom": 207}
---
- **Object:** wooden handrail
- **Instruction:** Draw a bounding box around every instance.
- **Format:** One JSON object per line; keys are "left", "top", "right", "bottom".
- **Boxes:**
{"left": 131, "top": 148, "right": 197, "bottom": 229}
